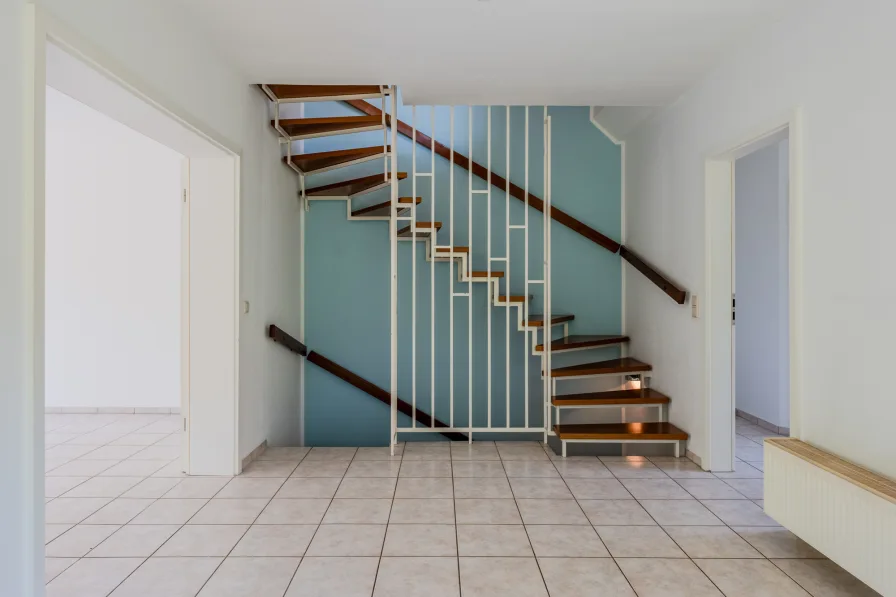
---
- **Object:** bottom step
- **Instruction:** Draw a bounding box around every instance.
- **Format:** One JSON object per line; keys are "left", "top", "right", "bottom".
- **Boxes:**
{"left": 553, "top": 422, "right": 688, "bottom": 441}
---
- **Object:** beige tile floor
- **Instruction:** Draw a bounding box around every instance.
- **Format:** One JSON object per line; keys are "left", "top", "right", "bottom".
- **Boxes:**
{"left": 43, "top": 413, "right": 880, "bottom": 596}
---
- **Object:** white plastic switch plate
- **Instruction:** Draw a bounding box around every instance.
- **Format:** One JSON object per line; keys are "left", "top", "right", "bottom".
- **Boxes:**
{"left": 691, "top": 294, "right": 699, "bottom": 318}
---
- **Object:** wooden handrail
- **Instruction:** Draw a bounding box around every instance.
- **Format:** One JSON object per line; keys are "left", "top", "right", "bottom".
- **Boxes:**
{"left": 619, "top": 246, "right": 687, "bottom": 304}
{"left": 267, "top": 324, "right": 465, "bottom": 440}
{"left": 344, "top": 100, "right": 621, "bottom": 254}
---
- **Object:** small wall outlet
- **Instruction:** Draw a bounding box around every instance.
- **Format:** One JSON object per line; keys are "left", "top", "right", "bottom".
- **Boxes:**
{"left": 242, "top": 300, "right": 250, "bottom": 314}
{"left": 691, "top": 294, "right": 699, "bottom": 318}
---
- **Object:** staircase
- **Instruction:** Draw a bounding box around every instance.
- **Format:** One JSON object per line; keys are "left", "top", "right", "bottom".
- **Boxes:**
{"left": 261, "top": 84, "right": 689, "bottom": 457}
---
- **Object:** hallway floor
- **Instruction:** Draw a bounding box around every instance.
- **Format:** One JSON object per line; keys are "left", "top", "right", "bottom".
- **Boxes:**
{"left": 44, "top": 413, "right": 879, "bottom": 596}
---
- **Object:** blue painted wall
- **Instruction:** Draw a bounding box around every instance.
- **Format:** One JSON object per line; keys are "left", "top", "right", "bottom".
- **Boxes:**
{"left": 304, "top": 98, "right": 621, "bottom": 446}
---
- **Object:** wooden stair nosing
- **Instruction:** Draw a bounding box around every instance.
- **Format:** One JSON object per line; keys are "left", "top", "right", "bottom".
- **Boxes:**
{"left": 550, "top": 357, "right": 652, "bottom": 378}
{"left": 263, "top": 84, "right": 384, "bottom": 103}
{"left": 524, "top": 314, "right": 575, "bottom": 327}
{"left": 398, "top": 221, "right": 443, "bottom": 237}
{"left": 554, "top": 422, "right": 688, "bottom": 441}
{"left": 498, "top": 295, "right": 526, "bottom": 303}
{"left": 469, "top": 270, "right": 505, "bottom": 279}
{"left": 535, "top": 334, "right": 630, "bottom": 353}
{"left": 435, "top": 246, "right": 470, "bottom": 254}
{"left": 351, "top": 197, "right": 420, "bottom": 218}
{"left": 305, "top": 172, "right": 407, "bottom": 197}
{"left": 287, "top": 145, "right": 389, "bottom": 174}
{"left": 273, "top": 115, "right": 383, "bottom": 139}
{"left": 552, "top": 388, "right": 670, "bottom": 407}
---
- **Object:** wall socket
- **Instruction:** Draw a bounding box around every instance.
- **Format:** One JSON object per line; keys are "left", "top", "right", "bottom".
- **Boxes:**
{"left": 691, "top": 294, "right": 699, "bottom": 318}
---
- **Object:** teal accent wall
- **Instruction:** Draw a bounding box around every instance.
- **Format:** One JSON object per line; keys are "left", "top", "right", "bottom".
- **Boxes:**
{"left": 304, "top": 98, "right": 621, "bottom": 446}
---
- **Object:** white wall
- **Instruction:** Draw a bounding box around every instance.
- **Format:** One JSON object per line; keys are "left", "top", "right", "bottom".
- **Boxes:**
{"left": 31, "top": 0, "right": 304, "bottom": 460}
{"left": 624, "top": 0, "right": 896, "bottom": 478}
{"left": 45, "top": 87, "right": 182, "bottom": 410}
{"left": 734, "top": 139, "right": 789, "bottom": 428}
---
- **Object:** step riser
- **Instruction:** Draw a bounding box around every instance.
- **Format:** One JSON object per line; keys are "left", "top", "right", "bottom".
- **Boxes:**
{"left": 307, "top": 180, "right": 391, "bottom": 200}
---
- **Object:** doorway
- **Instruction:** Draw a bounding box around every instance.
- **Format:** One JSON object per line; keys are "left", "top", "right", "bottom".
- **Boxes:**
{"left": 704, "top": 114, "right": 801, "bottom": 472}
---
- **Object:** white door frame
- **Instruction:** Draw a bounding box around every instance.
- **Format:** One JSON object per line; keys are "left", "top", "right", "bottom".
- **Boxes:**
{"left": 703, "top": 108, "right": 803, "bottom": 472}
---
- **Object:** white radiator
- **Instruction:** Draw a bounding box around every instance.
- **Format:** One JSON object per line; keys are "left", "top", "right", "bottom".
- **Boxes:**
{"left": 765, "top": 439, "right": 895, "bottom": 596}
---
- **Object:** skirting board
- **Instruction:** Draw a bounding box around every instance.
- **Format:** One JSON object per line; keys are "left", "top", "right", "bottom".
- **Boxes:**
{"left": 241, "top": 440, "right": 268, "bottom": 471}
{"left": 46, "top": 407, "right": 181, "bottom": 414}
{"left": 736, "top": 408, "right": 789, "bottom": 436}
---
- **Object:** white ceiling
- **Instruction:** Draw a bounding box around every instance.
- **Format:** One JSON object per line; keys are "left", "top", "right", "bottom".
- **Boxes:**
{"left": 176, "top": 0, "right": 808, "bottom": 106}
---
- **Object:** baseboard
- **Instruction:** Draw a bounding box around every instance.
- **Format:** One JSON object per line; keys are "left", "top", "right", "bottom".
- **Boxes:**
{"left": 46, "top": 407, "right": 181, "bottom": 414}
{"left": 735, "top": 408, "right": 789, "bottom": 435}
{"left": 241, "top": 440, "right": 268, "bottom": 471}
{"left": 686, "top": 449, "right": 703, "bottom": 467}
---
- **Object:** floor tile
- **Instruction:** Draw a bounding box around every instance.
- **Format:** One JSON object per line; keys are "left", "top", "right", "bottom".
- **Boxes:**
{"left": 45, "top": 497, "right": 113, "bottom": 524}
{"left": 701, "top": 499, "right": 779, "bottom": 526}
{"left": 508, "top": 477, "right": 573, "bottom": 499}
{"left": 84, "top": 445, "right": 145, "bottom": 460}
{"left": 553, "top": 460, "right": 614, "bottom": 478}
{"left": 496, "top": 445, "right": 550, "bottom": 461}
{"left": 526, "top": 524, "right": 609, "bottom": 557}
{"left": 578, "top": 499, "right": 656, "bottom": 525}
{"left": 771, "top": 559, "right": 882, "bottom": 597}
{"left": 354, "top": 445, "right": 403, "bottom": 461}
{"left": 695, "top": 558, "right": 810, "bottom": 596}
{"left": 216, "top": 477, "right": 285, "bottom": 499}
{"left": 46, "top": 476, "right": 90, "bottom": 498}
{"left": 539, "top": 558, "right": 635, "bottom": 596}
{"left": 45, "top": 444, "right": 98, "bottom": 461}
{"left": 383, "top": 524, "right": 457, "bottom": 556}
{"left": 346, "top": 460, "right": 402, "bottom": 477}
{"left": 616, "top": 558, "right": 722, "bottom": 597}
{"left": 303, "top": 447, "right": 357, "bottom": 460}
{"left": 502, "top": 461, "right": 560, "bottom": 478}
{"left": 454, "top": 477, "right": 513, "bottom": 498}
{"left": 285, "top": 557, "right": 378, "bottom": 597}
{"left": 736, "top": 446, "right": 764, "bottom": 462}
{"left": 89, "top": 524, "right": 180, "bottom": 557}
{"left": 161, "top": 476, "right": 230, "bottom": 499}
{"left": 61, "top": 476, "right": 143, "bottom": 498}
{"left": 389, "top": 498, "right": 455, "bottom": 524}
{"left": 335, "top": 476, "right": 397, "bottom": 498}
{"left": 565, "top": 478, "right": 633, "bottom": 500}
{"left": 276, "top": 478, "right": 341, "bottom": 499}
{"left": 450, "top": 443, "right": 500, "bottom": 461}
{"left": 459, "top": 557, "right": 548, "bottom": 597}
{"left": 109, "top": 433, "right": 168, "bottom": 446}
{"left": 402, "top": 444, "right": 451, "bottom": 461}
{"left": 197, "top": 556, "right": 299, "bottom": 597}
{"left": 677, "top": 478, "right": 746, "bottom": 499}
{"left": 664, "top": 526, "right": 763, "bottom": 558}
{"left": 108, "top": 556, "right": 222, "bottom": 597}
{"left": 46, "top": 524, "right": 120, "bottom": 557}
{"left": 724, "top": 478, "right": 764, "bottom": 499}
{"left": 292, "top": 460, "right": 350, "bottom": 478}
{"left": 455, "top": 499, "right": 521, "bottom": 524}
{"left": 150, "top": 461, "right": 187, "bottom": 477}
{"left": 606, "top": 461, "right": 669, "bottom": 479}
{"left": 399, "top": 460, "right": 452, "bottom": 477}
{"left": 255, "top": 498, "right": 330, "bottom": 524}
{"left": 732, "top": 526, "right": 825, "bottom": 558}
{"left": 239, "top": 460, "right": 298, "bottom": 477}
{"left": 189, "top": 498, "right": 268, "bottom": 524}
{"left": 45, "top": 557, "right": 78, "bottom": 583}
{"left": 712, "top": 461, "right": 764, "bottom": 479}
{"left": 305, "top": 524, "right": 386, "bottom": 556}
{"left": 457, "top": 524, "right": 533, "bottom": 556}
{"left": 46, "top": 557, "right": 143, "bottom": 597}
{"left": 595, "top": 525, "right": 686, "bottom": 557}
{"left": 395, "top": 477, "right": 454, "bottom": 498}
{"left": 47, "top": 459, "right": 116, "bottom": 477}
{"left": 374, "top": 557, "right": 460, "bottom": 597}
{"left": 653, "top": 461, "right": 715, "bottom": 479}
{"left": 99, "top": 460, "right": 171, "bottom": 477}
{"left": 231, "top": 524, "right": 317, "bottom": 556}
{"left": 451, "top": 460, "right": 506, "bottom": 477}
{"left": 155, "top": 524, "right": 248, "bottom": 556}
{"left": 258, "top": 446, "right": 310, "bottom": 461}
{"left": 121, "top": 477, "right": 182, "bottom": 499}
{"left": 82, "top": 498, "right": 155, "bottom": 524}
{"left": 620, "top": 478, "right": 692, "bottom": 499}
{"left": 322, "top": 498, "right": 392, "bottom": 524}
{"left": 46, "top": 523, "right": 74, "bottom": 544}
{"left": 639, "top": 499, "right": 724, "bottom": 525}
{"left": 516, "top": 498, "right": 588, "bottom": 524}
{"left": 130, "top": 498, "right": 207, "bottom": 525}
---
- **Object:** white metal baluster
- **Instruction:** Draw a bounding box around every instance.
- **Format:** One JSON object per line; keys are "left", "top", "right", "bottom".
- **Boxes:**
{"left": 524, "top": 106, "right": 530, "bottom": 430}
{"left": 544, "top": 108, "right": 553, "bottom": 443}
{"left": 468, "top": 106, "right": 474, "bottom": 441}
{"left": 382, "top": 87, "right": 388, "bottom": 181}
{"left": 412, "top": 107, "right": 417, "bottom": 429}
{"left": 389, "top": 88, "right": 399, "bottom": 453}
{"left": 430, "top": 107, "right": 436, "bottom": 429}
{"left": 543, "top": 106, "right": 549, "bottom": 443}
{"left": 487, "top": 105, "right": 492, "bottom": 429}
{"left": 449, "top": 106, "right": 455, "bottom": 428}
{"left": 505, "top": 105, "right": 511, "bottom": 428}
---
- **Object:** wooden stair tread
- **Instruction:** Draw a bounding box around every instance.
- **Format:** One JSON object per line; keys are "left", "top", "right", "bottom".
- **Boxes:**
{"left": 288, "top": 145, "right": 388, "bottom": 174}
{"left": 524, "top": 314, "right": 575, "bottom": 327}
{"left": 535, "top": 334, "right": 630, "bottom": 352}
{"left": 550, "top": 357, "right": 651, "bottom": 377}
{"left": 398, "top": 221, "right": 443, "bottom": 237}
{"left": 552, "top": 389, "right": 670, "bottom": 407}
{"left": 274, "top": 115, "right": 383, "bottom": 138}
{"left": 470, "top": 271, "right": 505, "bottom": 279}
{"left": 554, "top": 422, "right": 688, "bottom": 441}
{"left": 498, "top": 295, "right": 526, "bottom": 303}
{"left": 435, "top": 246, "right": 470, "bottom": 253}
{"left": 265, "top": 84, "right": 383, "bottom": 102}
{"left": 352, "top": 197, "right": 420, "bottom": 218}
{"left": 305, "top": 172, "right": 406, "bottom": 198}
